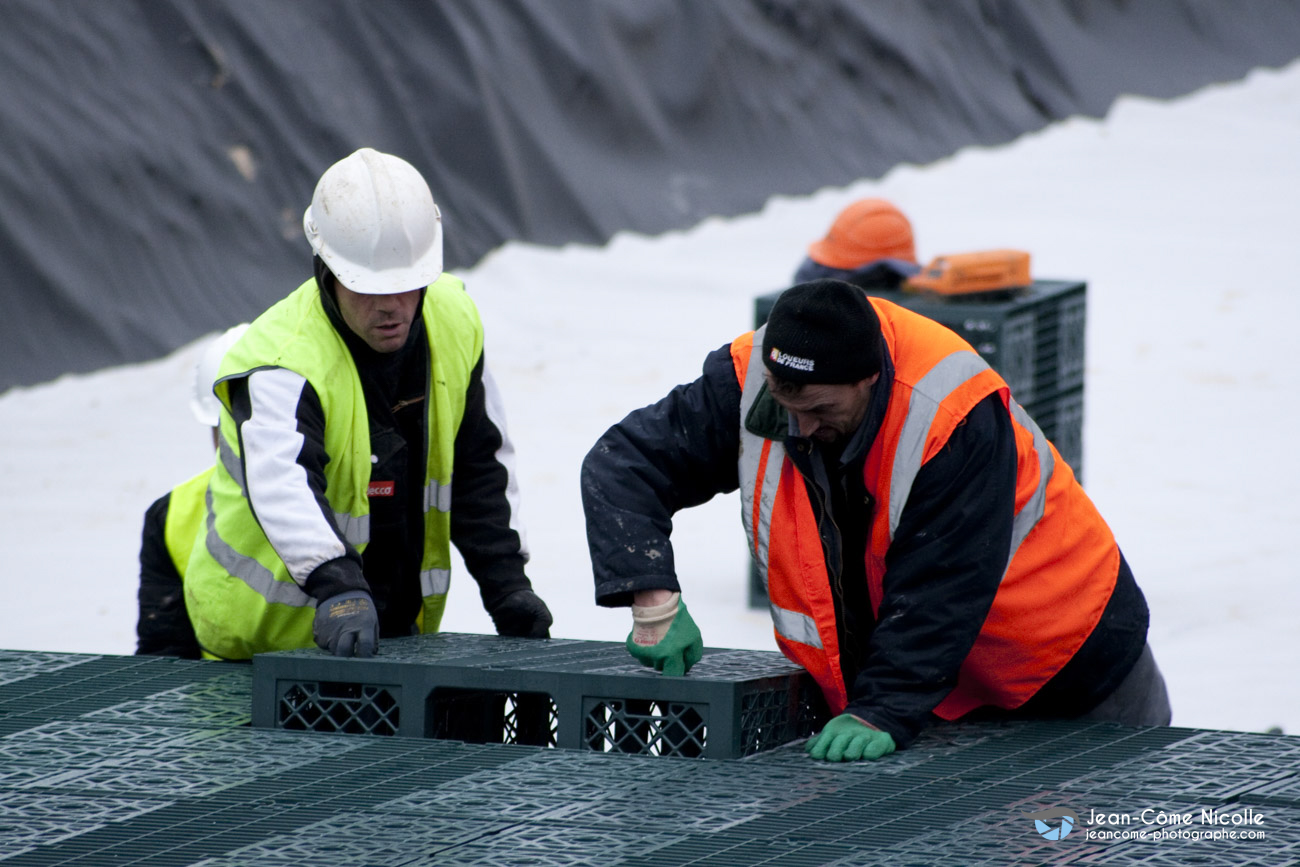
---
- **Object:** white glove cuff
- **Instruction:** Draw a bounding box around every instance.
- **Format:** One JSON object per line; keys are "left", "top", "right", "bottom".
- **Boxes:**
{"left": 631, "top": 592, "right": 680, "bottom": 645}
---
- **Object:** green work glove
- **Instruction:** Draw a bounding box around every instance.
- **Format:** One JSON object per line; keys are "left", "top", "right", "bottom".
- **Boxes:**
{"left": 626, "top": 592, "right": 703, "bottom": 677}
{"left": 805, "top": 713, "right": 896, "bottom": 762}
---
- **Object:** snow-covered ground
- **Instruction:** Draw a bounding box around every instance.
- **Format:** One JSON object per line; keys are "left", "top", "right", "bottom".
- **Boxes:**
{"left": 2, "top": 60, "right": 1297, "bottom": 736}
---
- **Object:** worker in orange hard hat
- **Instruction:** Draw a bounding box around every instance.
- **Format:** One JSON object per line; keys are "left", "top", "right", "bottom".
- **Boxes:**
{"left": 793, "top": 198, "right": 922, "bottom": 289}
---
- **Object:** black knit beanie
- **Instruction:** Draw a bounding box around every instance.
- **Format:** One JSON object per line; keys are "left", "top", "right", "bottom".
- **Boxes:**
{"left": 761, "top": 279, "right": 883, "bottom": 384}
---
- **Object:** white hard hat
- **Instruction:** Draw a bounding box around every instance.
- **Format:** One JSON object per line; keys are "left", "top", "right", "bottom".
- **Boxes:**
{"left": 190, "top": 323, "right": 250, "bottom": 427}
{"left": 303, "top": 148, "right": 444, "bottom": 295}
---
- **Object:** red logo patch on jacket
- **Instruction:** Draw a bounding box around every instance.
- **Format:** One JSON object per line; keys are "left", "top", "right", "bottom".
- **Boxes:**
{"left": 368, "top": 481, "right": 395, "bottom": 498}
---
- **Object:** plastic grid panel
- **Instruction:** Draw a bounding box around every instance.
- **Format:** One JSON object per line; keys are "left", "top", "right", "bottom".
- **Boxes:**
{"left": 0, "top": 792, "right": 173, "bottom": 860}
{"left": 820, "top": 790, "right": 1140, "bottom": 866}
{"left": 617, "top": 835, "right": 858, "bottom": 867}
{"left": 496, "top": 750, "right": 840, "bottom": 833}
{"left": 1242, "top": 775, "right": 1300, "bottom": 808}
{"left": 402, "top": 823, "right": 682, "bottom": 867}
{"left": 0, "top": 719, "right": 230, "bottom": 754}
{"left": 8, "top": 649, "right": 1300, "bottom": 867}
{"left": 380, "top": 784, "right": 587, "bottom": 823}
{"left": 489, "top": 748, "right": 688, "bottom": 785}
{"left": 0, "top": 739, "right": 526, "bottom": 866}
{"left": 79, "top": 671, "right": 253, "bottom": 728}
{"left": 187, "top": 812, "right": 511, "bottom": 867}
{"left": 0, "top": 656, "right": 238, "bottom": 730}
{"left": 0, "top": 651, "right": 101, "bottom": 687}
{"left": 0, "top": 719, "right": 366, "bottom": 803}
{"left": 264, "top": 633, "right": 592, "bottom": 666}
{"left": 558, "top": 786, "right": 797, "bottom": 835}
{"left": 655, "top": 649, "right": 810, "bottom": 681}
{"left": 32, "top": 802, "right": 342, "bottom": 867}
{"left": 1059, "top": 730, "right": 1300, "bottom": 804}
{"left": 741, "top": 720, "right": 1027, "bottom": 781}
{"left": 477, "top": 642, "right": 644, "bottom": 672}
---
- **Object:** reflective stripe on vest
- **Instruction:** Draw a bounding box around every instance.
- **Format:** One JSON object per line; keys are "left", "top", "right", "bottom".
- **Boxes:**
{"left": 888, "top": 352, "right": 992, "bottom": 536}
{"left": 1007, "top": 400, "right": 1054, "bottom": 565}
{"left": 420, "top": 568, "right": 451, "bottom": 596}
{"left": 887, "top": 352, "right": 1053, "bottom": 568}
{"left": 202, "top": 484, "right": 313, "bottom": 608}
{"left": 424, "top": 477, "right": 452, "bottom": 513}
{"left": 738, "top": 324, "right": 823, "bottom": 650}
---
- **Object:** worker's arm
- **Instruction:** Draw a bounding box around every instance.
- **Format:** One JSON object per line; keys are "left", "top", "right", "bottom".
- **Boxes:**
{"left": 844, "top": 393, "right": 1017, "bottom": 747}
{"left": 449, "top": 351, "right": 550, "bottom": 636}
{"left": 135, "top": 492, "right": 200, "bottom": 658}
{"left": 581, "top": 344, "right": 742, "bottom": 607}
{"left": 224, "top": 369, "right": 367, "bottom": 600}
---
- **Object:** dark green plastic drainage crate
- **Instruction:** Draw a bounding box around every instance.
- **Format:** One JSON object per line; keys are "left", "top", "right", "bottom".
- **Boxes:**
{"left": 251, "top": 633, "right": 828, "bottom": 759}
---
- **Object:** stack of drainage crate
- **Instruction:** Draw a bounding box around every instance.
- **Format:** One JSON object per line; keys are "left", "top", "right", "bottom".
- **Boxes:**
{"left": 750, "top": 279, "right": 1087, "bottom": 608}
{"left": 252, "top": 632, "right": 829, "bottom": 760}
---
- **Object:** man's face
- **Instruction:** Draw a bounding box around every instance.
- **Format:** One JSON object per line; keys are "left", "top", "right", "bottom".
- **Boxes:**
{"left": 335, "top": 282, "right": 421, "bottom": 353}
{"left": 764, "top": 371, "right": 878, "bottom": 444}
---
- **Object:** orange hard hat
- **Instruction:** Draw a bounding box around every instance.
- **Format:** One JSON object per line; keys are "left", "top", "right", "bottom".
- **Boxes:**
{"left": 807, "top": 198, "right": 916, "bottom": 269}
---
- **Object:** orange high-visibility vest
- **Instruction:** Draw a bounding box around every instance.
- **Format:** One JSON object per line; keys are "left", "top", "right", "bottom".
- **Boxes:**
{"left": 735, "top": 297, "right": 1118, "bottom": 719}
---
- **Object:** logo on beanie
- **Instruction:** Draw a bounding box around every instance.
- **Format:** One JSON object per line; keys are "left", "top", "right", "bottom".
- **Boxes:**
{"left": 769, "top": 347, "right": 815, "bottom": 372}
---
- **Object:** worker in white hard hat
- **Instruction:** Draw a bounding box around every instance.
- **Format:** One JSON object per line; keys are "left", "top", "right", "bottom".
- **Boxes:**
{"left": 183, "top": 148, "right": 552, "bottom": 660}
{"left": 136, "top": 324, "right": 248, "bottom": 658}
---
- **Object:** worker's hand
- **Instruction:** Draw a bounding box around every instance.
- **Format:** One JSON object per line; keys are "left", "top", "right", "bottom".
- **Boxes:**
{"left": 489, "top": 589, "right": 553, "bottom": 638}
{"left": 805, "top": 713, "right": 896, "bottom": 762}
{"left": 626, "top": 592, "right": 703, "bottom": 677}
{"left": 312, "top": 590, "right": 379, "bottom": 658}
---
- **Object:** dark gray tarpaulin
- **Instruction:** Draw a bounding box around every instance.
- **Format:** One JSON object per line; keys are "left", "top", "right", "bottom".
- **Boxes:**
{"left": 3, "top": 0, "right": 1299, "bottom": 392}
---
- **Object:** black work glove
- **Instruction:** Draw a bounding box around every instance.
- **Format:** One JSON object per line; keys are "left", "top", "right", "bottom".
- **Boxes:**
{"left": 312, "top": 590, "right": 379, "bottom": 657}
{"left": 488, "top": 589, "right": 553, "bottom": 638}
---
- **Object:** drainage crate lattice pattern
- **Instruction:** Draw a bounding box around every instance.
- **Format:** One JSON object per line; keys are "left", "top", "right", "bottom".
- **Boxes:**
{"left": 252, "top": 633, "right": 828, "bottom": 759}
{"left": 2, "top": 643, "right": 1299, "bottom": 865}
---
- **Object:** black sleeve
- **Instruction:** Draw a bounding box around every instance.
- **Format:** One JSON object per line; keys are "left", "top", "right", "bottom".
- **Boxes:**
{"left": 450, "top": 352, "right": 534, "bottom": 612}
{"left": 135, "top": 492, "right": 201, "bottom": 658}
{"left": 582, "top": 344, "right": 743, "bottom": 608}
{"left": 225, "top": 372, "right": 367, "bottom": 602}
{"left": 845, "top": 393, "right": 1017, "bottom": 746}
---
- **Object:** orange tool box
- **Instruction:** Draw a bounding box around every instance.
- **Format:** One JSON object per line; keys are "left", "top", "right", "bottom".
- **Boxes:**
{"left": 904, "top": 249, "right": 1032, "bottom": 295}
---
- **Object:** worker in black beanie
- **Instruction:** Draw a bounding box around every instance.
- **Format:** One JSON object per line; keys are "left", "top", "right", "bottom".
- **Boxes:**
{"left": 582, "top": 278, "right": 1168, "bottom": 761}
